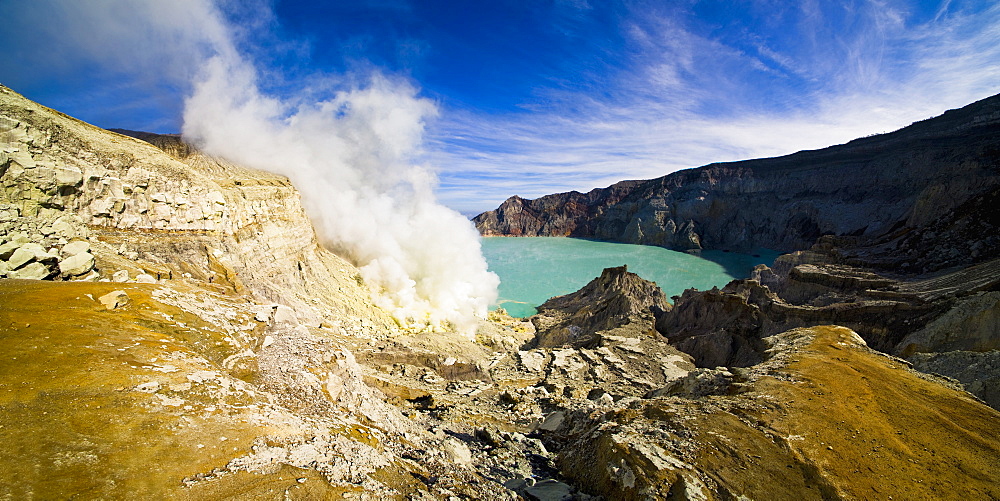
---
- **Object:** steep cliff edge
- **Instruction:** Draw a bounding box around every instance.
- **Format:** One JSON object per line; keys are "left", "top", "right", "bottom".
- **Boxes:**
{"left": 475, "top": 93, "right": 1000, "bottom": 273}
{"left": 0, "top": 85, "right": 473, "bottom": 497}
{"left": 0, "top": 85, "right": 396, "bottom": 334}
{"left": 4, "top": 85, "right": 999, "bottom": 499}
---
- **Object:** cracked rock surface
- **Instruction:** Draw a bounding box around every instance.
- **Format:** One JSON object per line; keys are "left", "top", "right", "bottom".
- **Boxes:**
{"left": 2, "top": 85, "right": 999, "bottom": 500}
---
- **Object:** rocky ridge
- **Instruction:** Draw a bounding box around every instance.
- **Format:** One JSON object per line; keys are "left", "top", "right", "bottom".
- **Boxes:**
{"left": 474, "top": 93, "right": 1000, "bottom": 274}
{"left": 1, "top": 85, "right": 999, "bottom": 499}
{"left": 475, "top": 92, "right": 1000, "bottom": 410}
{"left": 529, "top": 265, "right": 671, "bottom": 348}
{"left": 0, "top": 85, "right": 396, "bottom": 334}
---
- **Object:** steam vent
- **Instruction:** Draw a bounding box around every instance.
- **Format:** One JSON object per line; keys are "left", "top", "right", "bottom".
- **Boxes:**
{"left": 3, "top": 0, "right": 1000, "bottom": 495}
{"left": 2, "top": 78, "right": 999, "bottom": 499}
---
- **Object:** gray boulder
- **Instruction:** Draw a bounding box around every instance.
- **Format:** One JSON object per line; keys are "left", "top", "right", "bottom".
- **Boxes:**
{"left": 135, "top": 273, "right": 157, "bottom": 284}
{"left": 98, "top": 290, "right": 130, "bottom": 310}
{"left": 58, "top": 252, "right": 95, "bottom": 277}
{"left": 7, "top": 243, "right": 58, "bottom": 270}
{"left": 8, "top": 261, "right": 54, "bottom": 280}
{"left": 0, "top": 240, "right": 21, "bottom": 260}
{"left": 61, "top": 240, "right": 91, "bottom": 257}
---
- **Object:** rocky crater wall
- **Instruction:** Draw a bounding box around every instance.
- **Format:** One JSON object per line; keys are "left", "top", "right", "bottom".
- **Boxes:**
{"left": 475, "top": 94, "right": 1000, "bottom": 272}
{"left": 0, "top": 85, "right": 397, "bottom": 335}
{"left": 2, "top": 85, "right": 999, "bottom": 500}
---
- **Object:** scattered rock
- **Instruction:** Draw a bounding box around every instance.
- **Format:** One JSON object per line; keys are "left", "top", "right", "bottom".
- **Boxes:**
{"left": 253, "top": 305, "right": 274, "bottom": 323}
{"left": 135, "top": 381, "right": 161, "bottom": 393}
{"left": 135, "top": 273, "right": 157, "bottom": 284}
{"left": 60, "top": 240, "right": 90, "bottom": 257}
{"left": 98, "top": 290, "right": 130, "bottom": 310}
{"left": 77, "top": 270, "right": 100, "bottom": 282}
{"left": 518, "top": 350, "right": 548, "bottom": 372}
{"left": 272, "top": 305, "right": 299, "bottom": 326}
{"left": 442, "top": 438, "right": 473, "bottom": 467}
{"left": 7, "top": 261, "right": 54, "bottom": 280}
{"left": 58, "top": 252, "right": 95, "bottom": 277}
{"left": 0, "top": 241, "right": 21, "bottom": 260}
{"left": 54, "top": 165, "right": 83, "bottom": 187}
{"left": 505, "top": 477, "right": 574, "bottom": 501}
{"left": 537, "top": 411, "right": 565, "bottom": 432}
{"left": 7, "top": 243, "right": 57, "bottom": 270}
{"left": 646, "top": 368, "right": 735, "bottom": 398}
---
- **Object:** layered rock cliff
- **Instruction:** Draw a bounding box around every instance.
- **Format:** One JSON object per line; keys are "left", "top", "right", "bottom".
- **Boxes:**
{"left": 3, "top": 85, "right": 999, "bottom": 500}
{"left": 0, "top": 85, "right": 396, "bottom": 333}
{"left": 0, "top": 85, "right": 447, "bottom": 498}
{"left": 475, "top": 93, "right": 1000, "bottom": 273}
{"left": 475, "top": 93, "right": 1000, "bottom": 414}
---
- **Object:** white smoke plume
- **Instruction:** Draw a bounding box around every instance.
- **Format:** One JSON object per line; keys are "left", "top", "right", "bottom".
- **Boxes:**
{"left": 2, "top": 0, "right": 501, "bottom": 333}
{"left": 182, "top": 47, "right": 498, "bottom": 335}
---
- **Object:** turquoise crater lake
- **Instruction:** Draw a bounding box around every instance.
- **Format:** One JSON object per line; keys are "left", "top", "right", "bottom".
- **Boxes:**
{"left": 481, "top": 237, "right": 778, "bottom": 318}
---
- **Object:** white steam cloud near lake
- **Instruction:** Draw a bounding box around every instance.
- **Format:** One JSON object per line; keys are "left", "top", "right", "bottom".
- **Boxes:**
{"left": 178, "top": 16, "right": 498, "bottom": 335}
{"left": 6, "top": 0, "right": 997, "bottom": 329}
{"left": 1, "top": 0, "right": 499, "bottom": 334}
{"left": 183, "top": 55, "right": 499, "bottom": 334}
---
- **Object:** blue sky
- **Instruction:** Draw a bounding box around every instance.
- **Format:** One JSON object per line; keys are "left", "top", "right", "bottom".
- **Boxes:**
{"left": 1, "top": 0, "right": 999, "bottom": 215}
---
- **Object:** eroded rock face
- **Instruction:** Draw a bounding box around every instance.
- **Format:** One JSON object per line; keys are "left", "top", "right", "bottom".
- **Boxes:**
{"left": 475, "top": 93, "right": 1000, "bottom": 274}
{"left": 530, "top": 265, "right": 671, "bottom": 348}
{"left": 654, "top": 256, "right": 1000, "bottom": 368}
{"left": 738, "top": 237, "right": 1000, "bottom": 405}
{"left": 655, "top": 281, "right": 775, "bottom": 367}
{"left": 4, "top": 85, "right": 1000, "bottom": 500}
{"left": 550, "top": 326, "right": 1000, "bottom": 501}
{"left": 473, "top": 180, "right": 643, "bottom": 238}
{"left": 908, "top": 350, "right": 1000, "bottom": 410}
{"left": 895, "top": 291, "right": 1000, "bottom": 355}
{"left": 0, "top": 84, "right": 397, "bottom": 335}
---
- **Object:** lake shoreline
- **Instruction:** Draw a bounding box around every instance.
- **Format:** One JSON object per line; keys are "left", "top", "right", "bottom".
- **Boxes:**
{"left": 482, "top": 236, "right": 778, "bottom": 318}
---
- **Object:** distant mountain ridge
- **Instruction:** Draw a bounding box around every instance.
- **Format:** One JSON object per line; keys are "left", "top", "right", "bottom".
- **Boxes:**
{"left": 475, "top": 93, "right": 1000, "bottom": 274}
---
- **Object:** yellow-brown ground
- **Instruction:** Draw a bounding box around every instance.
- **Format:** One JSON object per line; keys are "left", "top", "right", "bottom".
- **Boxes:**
{"left": 0, "top": 280, "right": 293, "bottom": 499}
{"left": 558, "top": 326, "right": 1000, "bottom": 500}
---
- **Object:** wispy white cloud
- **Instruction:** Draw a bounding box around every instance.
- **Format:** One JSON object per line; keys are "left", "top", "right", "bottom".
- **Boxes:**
{"left": 0, "top": 0, "right": 237, "bottom": 86}
{"left": 0, "top": 0, "right": 240, "bottom": 131}
{"left": 432, "top": 0, "right": 1000, "bottom": 215}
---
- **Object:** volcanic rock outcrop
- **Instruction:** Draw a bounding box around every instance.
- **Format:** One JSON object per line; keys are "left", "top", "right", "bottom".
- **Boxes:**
{"left": 640, "top": 246, "right": 999, "bottom": 408}
{"left": 529, "top": 265, "right": 671, "bottom": 348}
{"left": 477, "top": 92, "right": 1000, "bottom": 411}
{"left": 0, "top": 85, "right": 396, "bottom": 333}
{"left": 550, "top": 325, "right": 1000, "bottom": 500}
{"left": 3, "top": 84, "right": 1000, "bottom": 500}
